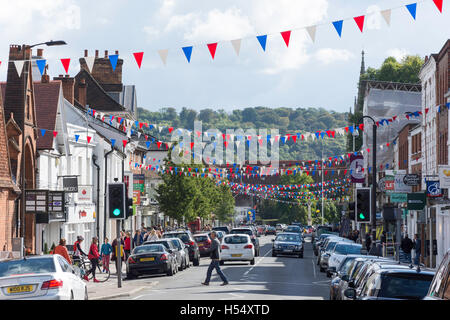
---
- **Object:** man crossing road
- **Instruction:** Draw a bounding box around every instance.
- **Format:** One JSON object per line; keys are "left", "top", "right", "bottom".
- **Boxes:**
{"left": 201, "top": 231, "right": 229, "bottom": 286}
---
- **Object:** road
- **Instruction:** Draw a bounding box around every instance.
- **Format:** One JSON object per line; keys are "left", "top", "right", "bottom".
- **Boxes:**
{"left": 116, "top": 235, "right": 330, "bottom": 300}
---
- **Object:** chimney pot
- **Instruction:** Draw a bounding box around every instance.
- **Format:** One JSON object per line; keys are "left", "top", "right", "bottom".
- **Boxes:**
{"left": 105, "top": 50, "right": 108, "bottom": 58}
{"left": 95, "top": 50, "right": 99, "bottom": 58}
{"left": 59, "top": 74, "right": 64, "bottom": 77}
{"left": 37, "top": 49, "right": 43, "bottom": 57}
{"left": 84, "top": 49, "right": 88, "bottom": 57}
{"left": 115, "top": 50, "right": 119, "bottom": 55}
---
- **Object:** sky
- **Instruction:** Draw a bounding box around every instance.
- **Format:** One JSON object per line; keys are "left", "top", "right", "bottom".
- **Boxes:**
{"left": 0, "top": 0, "right": 448, "bottom": 115}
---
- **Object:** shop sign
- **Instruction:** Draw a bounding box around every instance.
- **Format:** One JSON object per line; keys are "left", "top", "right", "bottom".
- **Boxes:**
{"left": 48, "top": 191, "right": 65, "bottom": 222}
{"left": 350, "top": 154, "right": 364, "bottom": 183}
{"left": 407, "top": 192, "right": 426, "bottom": 210}
{"left": 426, "top": 180, "right": 442, "bottom": 198}
{"left": 438, "top": 165, "right": 450, "bottom": 188}
{"left": 63, "top": 176, "right": 78, "bottom": 193}
{"left": 77, "top": 186, "right": 92, "bottom": 202}
{"left": 394, "top": 174, "right": 412, "bottom": 193}
{"left": 390, "top": 193, "right": 407, "bottom": 203}
{"left": 25, "top": 190, "right": 47, "bottom": 214}
{"left": 403, "top": 174, "right": 421, "bottom": 186}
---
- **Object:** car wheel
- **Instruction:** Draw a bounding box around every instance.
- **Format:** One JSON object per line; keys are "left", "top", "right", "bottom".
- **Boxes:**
{"left": 127, "top": 272, "right": 136, "bottom": 280}
{"left": 70, "top": 291, "right": 74, "bottom": 300}
{"left": 186, "top": 258, "right": 190, "bottom": 268}
{"left": 272, "top": 252, "right": 277, "bottom": 257}
{"left": 167, "top": 264, "right": 174, "bottom": 276}
{"left": 250, "top": 258, "right": 255, "bottom": 265}
{"left": 84, "top": 288, "right": 88, "bottom": 300}
{"left": 319, "top": 266, "right": 325, "bottom": 272}
{"left": 178, "top": 261, "right": 183, "bottom": 271}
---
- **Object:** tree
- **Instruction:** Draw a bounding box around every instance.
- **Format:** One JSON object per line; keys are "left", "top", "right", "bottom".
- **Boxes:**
{"left": 212, "top": 185, "right": 235, "bottom": 223}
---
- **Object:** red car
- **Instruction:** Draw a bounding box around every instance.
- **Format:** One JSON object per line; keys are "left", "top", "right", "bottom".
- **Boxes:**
{"left": 193, "top": 233, "right": 212, "bottom": 257}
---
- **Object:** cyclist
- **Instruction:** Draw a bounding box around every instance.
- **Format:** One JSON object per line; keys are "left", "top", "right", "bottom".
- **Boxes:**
{"left": 84, "top": 237, "right": 100, "bottom": 283}
{"left": 73, "top": 236, "right": 88, "bottom": 266}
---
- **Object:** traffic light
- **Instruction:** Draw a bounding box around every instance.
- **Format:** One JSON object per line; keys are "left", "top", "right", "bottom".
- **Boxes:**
{"left": 355, "top": 188, "right": 371, "bottom": 223}
{"left": 348, "top": 202, "right": 355, "bottom": 220}
{"left": 107, "top": 183, "right": 126, "bottom": 219}
{"left": 126, "top": 197, "right": 133, "bottom": 219}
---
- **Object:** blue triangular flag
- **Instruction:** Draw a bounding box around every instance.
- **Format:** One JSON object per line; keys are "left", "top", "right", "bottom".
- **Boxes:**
{"left": 256, "top": 35, "right": 267, "bottom": 51}
{"left": 135, "top": 121, "right": 139, "bottom": 127}
{"left": 109, "top": 54, "right": 119, "bottom": 71}
{"left": 315, "top": 132, "right": 320, "bottom": 139}
{"left": 36, "top": 60, "right": 46, "bottom": 76}
{"left": 332, "top": 20, "right": 343, "bottom": 37}
{"left": 75, "top": 134, "right": 80, "bottom": 142}
{"left": 146, "top": 142, "right": 151, "bottom": 148}
{"left": 40, "top": 129, "right": 46, "bottom": 136}
{"left": 182, "top": 46, "right": 193, "bottom": 63}
{"left": 111, "top": 139, "right": 116, "bottom": 147}
{"left": 321, "top": 132, "right": 326, "bottom": 139}
{"left": 406, "top": 3, "right": 417, "bottom": 20}
{"left": 349, "top": 126, "right": 354, "bottom": 133}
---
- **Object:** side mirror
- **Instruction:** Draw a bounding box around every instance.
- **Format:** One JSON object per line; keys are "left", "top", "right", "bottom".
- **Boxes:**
{"left": 344, "top": 288, "right": 357, "bottom": 300}
{"left": 271, "top": 239, "right": 275, "bottom": 242}
{"left": 348, "top": 280, "right": 355, "bottom": 288}
{"left": 168, "top": 249, "right": 173, "bottom": 254}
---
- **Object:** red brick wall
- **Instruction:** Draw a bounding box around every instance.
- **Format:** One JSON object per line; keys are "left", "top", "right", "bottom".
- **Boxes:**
{"left": 437, "top": 41, "right": 449, "bottom": 165}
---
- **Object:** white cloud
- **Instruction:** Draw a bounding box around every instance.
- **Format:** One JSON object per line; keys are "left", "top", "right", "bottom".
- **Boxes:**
{"left": 386, "top": 48, "right": 410, "bottom": 61}
{"left": 144, "top": 26, "right": 161, "bottom": 40}
{"left": 315, "top": 48, "right": 354, "bottom": 65}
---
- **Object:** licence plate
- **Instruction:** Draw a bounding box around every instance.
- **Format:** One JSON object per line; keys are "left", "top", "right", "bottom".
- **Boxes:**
{"left": 231, "top": 254, "right": 242, "bottom": 257}
{"left": 198, "top": 243, "right": 204, "bottom": 246}
{"left": 7, "top": 285, "right": 34, "bottom": 294}
{"left": 140, "top": 257, "right": 155, "bottom": 262}
{"left": 283, "top": 249, "right": 293, "bottom": 252}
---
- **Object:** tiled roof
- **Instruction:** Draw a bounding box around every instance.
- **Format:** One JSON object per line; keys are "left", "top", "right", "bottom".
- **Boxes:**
{"left": 34, "top": 81, "right": 61, "bottom": 150}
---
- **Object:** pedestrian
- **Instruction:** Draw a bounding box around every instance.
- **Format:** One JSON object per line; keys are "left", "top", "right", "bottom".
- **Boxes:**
{"left": 124, "top": 232, "right": 131, "bottom": 260}
{"left": 72, "top": 236, "right": 87, "bottom": 266}
{"left": 414, "top": 234, "right": 422, "bottom": 265}
{"left": 400, "top": 234, "right": 414, "bottom": 263}
{"left": 201, "top": 231, "right": 229, "bottom": 286}
{"left": 100, "top": 237, "right": 112, "bottom": 272}
{"left": 84, "top": 237, "right": 100, "bottom": 283}
{"left": 53, "top": 238, "right": 72, "bottom": 264}
{"left": 146, "top": 229, "right": 159, "bottom": 242}
{"left": 156, "top": 229, "right": 163, "bottom": 239}
{"left": 140, "top": 223, "right": 146, "bottom": 233}
{"left": 365, "top": 233, "right": 372, "bottom": 252}
{"left": 111, "top": 236, "right": 125, "bottom": 274}
{"left": 133, "top": 230, "right": 144, "bottom": 247}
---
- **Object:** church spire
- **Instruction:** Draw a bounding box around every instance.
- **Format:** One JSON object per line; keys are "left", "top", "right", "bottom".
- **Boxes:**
{"left": 360, "top": 50, "right": 365, "bottom": 75}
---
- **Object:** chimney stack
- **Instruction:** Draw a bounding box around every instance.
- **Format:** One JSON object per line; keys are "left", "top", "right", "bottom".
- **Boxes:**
{"left": 105, "top": 50, "right": 108, "bottom": 58}
{"left": 54, "top": 74, "right": 75, "bottom": 105}
{"left": 37, "top": 49, "right": 43, "bottom": 57}
{"left": 95, "top": 50, "right": 99, "bottom": 58}
{"left": 77, "top": 78, "right": 87, "bottom": 107}
{"left": 84, "top": 49, "right": 88, "bottom": 57}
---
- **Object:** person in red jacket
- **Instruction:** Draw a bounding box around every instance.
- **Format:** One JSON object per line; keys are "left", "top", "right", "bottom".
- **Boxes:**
{"left": 84, "top": 237, "right": 100, "bottom": 283}
{"left": 124, "top": 232, "right": 131, "bottom": 260}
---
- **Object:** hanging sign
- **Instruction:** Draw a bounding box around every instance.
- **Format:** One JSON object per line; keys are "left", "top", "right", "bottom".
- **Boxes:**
{"left": 350, "top": 154, "right": 364, "bottom": 183}
{"left": 63, "top": 176, "right": 78, "bottom": 193}
{"left": 407, "top": 192, "right": 426, "bottom": 210}
{"left": 48, "top": 191, "right": 66, "bottom": 222}
{"left": 438, "top": 165, "right": 450, "bottom": 188}
{"left": 426, "top": 180, "right": 442, "bottom": 197}
{"left": 394, "top": 174, "right": 412, "bottom": 192}
{"left": 403, "top": 174, "right": 421, "bottom": 186}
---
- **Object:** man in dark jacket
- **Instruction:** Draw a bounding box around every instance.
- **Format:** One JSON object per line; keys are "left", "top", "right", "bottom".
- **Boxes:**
{"left": 202, "top": 231, "right": 228, "bottom": 286}
{"left": 401, "top": 234, "right": 414, "bottom": 263}
{"left": 365, "top": 233, "right": 372, "bottom": 252}
{"left": 413, "top": 234, "right": 421, "bottom": 265}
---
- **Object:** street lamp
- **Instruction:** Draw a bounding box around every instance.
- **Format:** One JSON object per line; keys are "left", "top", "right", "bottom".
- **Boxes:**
{"left": 19, "top": 40, "right": 67, "bottom": 252}
{"left": 359, "top": 115, "right": 377, "bottom": 251}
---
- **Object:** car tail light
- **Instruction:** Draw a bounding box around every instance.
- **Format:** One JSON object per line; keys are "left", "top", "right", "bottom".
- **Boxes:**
{"left": 128, "top": 256, "right": 136, "bottom": 264}
{"left": 221, "top": 245, "right": 229, "bottom": 250}
{"left": 188, "top": 241, "right": 195, "bottom": 246}
{"left": 244, "top": 244, "right": 253, "bottom": 249}
{"left": 160, "top": 254, "right": 168, "bottom": 261}
{"left": 41, "top": 279, "right": 63, "bottom": 290}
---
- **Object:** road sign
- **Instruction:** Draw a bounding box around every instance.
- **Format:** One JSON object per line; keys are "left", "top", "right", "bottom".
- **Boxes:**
{"left": 247, "top": 209, "right": 256, "bottom": 222}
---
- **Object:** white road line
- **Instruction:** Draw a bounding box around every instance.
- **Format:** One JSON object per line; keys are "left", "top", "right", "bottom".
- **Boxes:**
{"left": 312, "top": 259, "right": 317, "bottom": 278}
{"left": 242, "top": 248, "right": 272, "bottom": 277}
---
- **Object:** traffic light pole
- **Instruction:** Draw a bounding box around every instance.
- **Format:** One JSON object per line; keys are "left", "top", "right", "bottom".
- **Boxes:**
{"left": 117, "top": 220, "right": 122, "bottom": 288}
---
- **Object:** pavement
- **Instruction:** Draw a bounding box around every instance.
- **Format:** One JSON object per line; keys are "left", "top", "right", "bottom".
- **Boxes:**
{"left": 110, "top": 235, "right": 330, "bottom": 300}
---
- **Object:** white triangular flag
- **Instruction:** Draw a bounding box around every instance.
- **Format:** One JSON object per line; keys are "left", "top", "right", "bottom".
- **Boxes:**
{"left": 381, "top": 9, "right": 391, "bottom": 26}
{"left": 84, "top": 57, "right": 96, "bottom": 73}
{"left": 158, "top": 49, "right": 168, "bottom": 65}
{"left": 137, "top": 132, "right": 141, "bottom": 138}
{"left": 231, "top": 39, "right": 241, "bottom": 56}
{"left": 270, "top": 138, "right": 275, "bottom": 145}
{"left": 236, "top": 141, "right": 241, "bottom": 148}
{"left": 14, "top": 61, "right": 25, "bottom": 77}
{"left": 306, "top": 26, "right": 317, "bottom": 43}
{"left": 159, "top": 126, "right": 163, "bottom": 133}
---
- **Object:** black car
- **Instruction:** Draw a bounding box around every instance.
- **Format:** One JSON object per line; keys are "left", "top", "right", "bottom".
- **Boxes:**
{"left": 265, "top": 226, "right": 276, "bottom": 235}
{"left": 126, "top": 244, "right": 178, "bottom": 279}
{"left": 284, "top": 225, "right": 303, "bottom": 235}
{"left": 143, "top": 240, "right": 182, "bottom": 271}
{"left": 344, "top": 263, "right": 435, "bottom": 300}
{"left": 163, "top": 231, "right": 200, "bottom": 266}
{"left": 212, "top": 226, "right": 230, "bottom": 234}
{"left": 230, "top": 228, "right": 260, "bottom": 256}
{"left": 425, "top": 248, "right": 450, "bottom": 300}
{"left": 272, "top": 232, "right": 304, "bottom": 258}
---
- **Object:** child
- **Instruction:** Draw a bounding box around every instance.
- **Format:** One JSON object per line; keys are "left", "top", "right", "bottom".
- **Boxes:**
{"left": 100, "top": 237, "right": 112, "bottom": 272}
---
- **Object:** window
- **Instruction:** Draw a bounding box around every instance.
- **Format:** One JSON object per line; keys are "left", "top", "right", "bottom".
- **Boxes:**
{"left": 225, "top": 236, "right": 249, "bottom": 244}
{"left": 194, "top": 236, "right": 209, "bottom": 242}
{"left": 361, "top": 273, "right": 378, "bottom": 297}
{"left": 379, "top": 273, "right": 433, "bottom": 299}
{"left": 58, "top": 256, "right": 70, "bottom": 273}
{"left": 0, "top": 258, "right": 56, "bottom": 277}
{"left": 443, "top": 270, "right": 450, "bottom": 300}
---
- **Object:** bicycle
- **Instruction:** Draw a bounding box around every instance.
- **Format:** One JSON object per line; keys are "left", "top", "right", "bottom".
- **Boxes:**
{"left": 74, "top": 256, "right": 110, "bottom": 283}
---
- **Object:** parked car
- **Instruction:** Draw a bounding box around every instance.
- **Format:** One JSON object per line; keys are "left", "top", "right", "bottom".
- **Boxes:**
{"left": 162, "top": 231, "right": 200, "bottom": 266}
{"left": 193, "top": 233, "right": 212, "bottom": 257}
{"left": 344, "top": 262, "right": 435, "bottom": 300}
{"left": 326, "top": 243, "right": 363, "bottom": 277}
{"left": 126, "top": 244, "right": 178, "bottom": 279}
{"left": 272, "top": 232, "right": 304, "bottom": 258}
{"left": 212, "top": 226, "right": 230, "bottom": 234}
{"left": 313, "top": 233, "right": 335, "bottom": 256}
{"left": 265, "top": 226, "right": 276, "bottom": 236}
{"left": 165, "top": 238, "right": 190, "bottom": 270}
{"left": 143, "top": 239, "right": 182, "bottom": 271}
{"left": 209, "top": 230, "right": 225, "bottom": 243}
{"left": 275, "top": 224, "right": 284, "bottom": 233}
{"left": 317, "top": 237, "right": 352, "bottom": 269}
{"left": 230, "top": 227, "right": 260, "bottom": 256}
{"left": 425, "top": 249, "right": 450, "bottom": 300}
{"left": 0, "top": 255, "right": 87, "bottom": 300}
{"left": 220, "top": 234, "right": 255, "bottom": 265}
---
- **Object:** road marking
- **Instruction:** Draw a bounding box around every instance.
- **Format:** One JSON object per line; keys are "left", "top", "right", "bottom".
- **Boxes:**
{"left": 312, "top": 259, "right": 317, "bottom": 278}
{"left": 242, "top": 248, "right": 272, "bottom": 277}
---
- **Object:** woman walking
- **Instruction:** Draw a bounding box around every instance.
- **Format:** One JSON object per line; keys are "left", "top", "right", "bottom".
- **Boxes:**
{"left": 124, "top": 232, "right": 131, "bottom": 260}
{"left": 100, "top": 237, "right": 112, "bottom": 272}
{"left": 84, "top": 237, "right": 100, "bottom": 283}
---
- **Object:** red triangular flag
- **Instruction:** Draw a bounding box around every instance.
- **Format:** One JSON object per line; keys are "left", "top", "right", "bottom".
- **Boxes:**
{"left": 433, "top": 0, "right": 443, "bottom": 12}
{"left": 139, "top": 122, "right": 144, "bottom": 129}
{"left": 190, "top": 142, "right": 194, "bottom": 150}
{"left": 87, "top": 136, "right": 92, "bottom": 143}
{"left": 168, "top": 127, "right": 174, "bottom": 133}
{"left": 354, "top": 15, "right": 365, "bottom": 32}
{"left": 133, "top": 52, "right": 144, "bottom": 69}
{"left": 207, "top": 43, "right": 218, "bottom": 60}
{"left": 53, "top": 131, "right": 58, "bottom": 138}
{"left": 61, "top": 58, "right": 71, "bottom": 74}
{"left": 122, "top": 140, "right": 128, "bottom": 148}
{"left": 157, "top": 141, "right": 162, "bottom": 148}
{"left": 281, "top": 31, "right": 291, "bottom": 47}
{"left": 425, "top": 108, "right": 429, "bottom": 114}
{"left": 292, "top": 135, "right": 297, "bottom": 143}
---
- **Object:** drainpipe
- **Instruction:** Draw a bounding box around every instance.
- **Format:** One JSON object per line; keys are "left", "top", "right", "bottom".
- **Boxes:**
{"left": 104, "top": 148, "right": 115, "bottom": 241}
{"left": 92, "top": 155, "right": 100, "bottom": 240}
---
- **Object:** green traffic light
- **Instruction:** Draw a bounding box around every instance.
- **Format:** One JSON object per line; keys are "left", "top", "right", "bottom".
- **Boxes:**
{"left": 113, "top": 208, "right": 121, "bottom": 216}
{"left": 359, "top": 213, "right": 365, "bottom": 219}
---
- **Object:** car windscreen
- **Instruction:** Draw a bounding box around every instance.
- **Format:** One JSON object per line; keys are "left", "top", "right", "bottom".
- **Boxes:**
{"left": 335, "top": 244, "right": 362, "bottom": 255}
{"left": 133, "top": 245, "right": 165, "bottom": 254}
{"left": 231, "top": 229, "right": 253, "bottom": 236}
{"left": 169, "top": 240, "right": 182, "bottom": 249}
{"left": 194, "top": 236, "right": 209, "bottom": 242}
{"left": 224, "top": 236, "right": 249, "bottom": 244}
{"left": 276, "top": 234, "right": 300, "bottom": 242}
{"left": 339, "top": 258, "right": 356, "bottom": 274}
{"left": 149, "top": 241, "right": 170, "bottom": 249}
{"left": 325, "top": 242, "right": 338, "bottom": 252}
{"left": 285, "top": 227, "right": 301, "bottom": 233}
{"left": 165, "top": 233, "right": 190, "bottom": 243}
{"left": 379, "top": 273, "right": 434, "bottom": 299}
{"left": 0, "top": 258, "right": 56, "bottom": 277}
